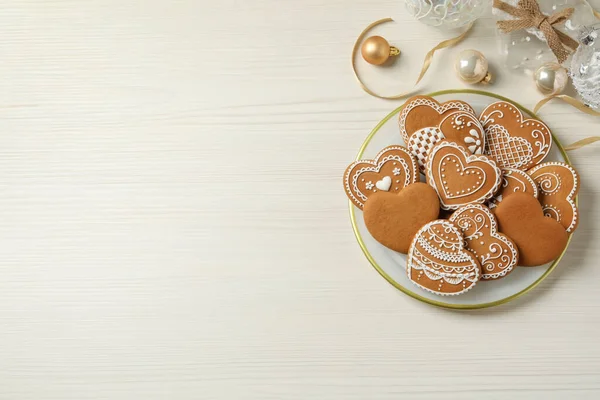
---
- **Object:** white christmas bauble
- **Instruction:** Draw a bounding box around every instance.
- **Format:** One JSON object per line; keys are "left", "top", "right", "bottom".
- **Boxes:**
{"left": 571, "top": 24, "right": 600, "bottom": 109}
{"left": 404, "top": 0, "right": 487, "bottom": 29}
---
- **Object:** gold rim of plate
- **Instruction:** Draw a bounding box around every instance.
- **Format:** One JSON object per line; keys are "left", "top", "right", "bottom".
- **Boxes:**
{"left": 349, "top": 88, "right": 575, "bottom": 310}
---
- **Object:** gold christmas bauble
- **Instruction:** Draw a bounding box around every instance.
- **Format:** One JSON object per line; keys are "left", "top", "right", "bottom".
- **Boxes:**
{"left": 361, "top": 36, "right": 400, "bottom": 65}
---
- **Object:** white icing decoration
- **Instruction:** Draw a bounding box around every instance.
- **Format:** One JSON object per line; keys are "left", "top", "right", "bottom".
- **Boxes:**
{"left": 479, "top": 108, "right": 504, "bottom": 126}
{"left": 484, "top": 125, "right": 533, "bottom": 169}
{"left": 534, "top": 172, "right": 561, "bottom": 195}
{"left": 365, "top": 181, "right": 374, "bottom": 190}
{"left": 392, "top": 167, "right": 401, "bottom": 176}
{"left": 528, "top": 162, "right": 579, "bottom": 233}
{"left": 438, "top": 154, "right": 485, "bottom": 199}
{"left": 407, "top": 127, "right": 445, "bottom": 172}
{"left": 407, "top": 220, "right": 480, "bottom": 296}
{"left": 488, "top": 168, "right": 539, "bottom": 208}
{"left": 479, "top": 101, "right": 553, "bottom": 169}
{"left": 344, "top": 146, "right": 418, "bottom": 209}
{"left": 426, "top": 141, "right": 502, "bottom": 211}
{"left": 449, "top": 204, "right": 518, "bottom": 280}
{"left": 542, "top": 204, "right": 562, "bottom": 221}
{"left": 375, "top": 176, "right": 392, "bottom": 191}
{"left": 398, "top": 97, "right": 474, "bottom": 144}
{"left": 440, "top": 111, "right": 486, "bottom": 157}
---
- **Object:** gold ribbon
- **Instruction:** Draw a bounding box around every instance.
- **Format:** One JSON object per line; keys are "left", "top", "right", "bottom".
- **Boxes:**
{"left": 352, "top": 18, "right": 473, "bottom": 100}
{"left": 565, "top": 136, "right": 600, "bottom": 151}
{"left": 494, "top": 0, "right": 578, "bottom": 64}
{"left": 534, "top": 94, "right": 600, "bottom": 116}
{"left": 585, "top": 0, "right": 600, "bottom": 19}
{"left": 533, "top": 95, "right": 600, "bottom": 151}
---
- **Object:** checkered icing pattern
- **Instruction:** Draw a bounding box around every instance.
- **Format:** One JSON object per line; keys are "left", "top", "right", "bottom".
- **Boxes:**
{"left": 408, "top": 127, "right": 445, "bottom": 171}
{"left": 484, "top": 125, "right": 533, "bottom": 169}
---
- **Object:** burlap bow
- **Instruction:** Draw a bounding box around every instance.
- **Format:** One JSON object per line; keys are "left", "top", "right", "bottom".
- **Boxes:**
{"left": 494, "top": 0, "right": 579, "bottom": 64}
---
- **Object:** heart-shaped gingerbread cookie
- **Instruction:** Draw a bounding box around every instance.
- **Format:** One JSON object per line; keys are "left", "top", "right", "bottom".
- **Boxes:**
{"left": 407, "top": 219, "right": 481, "bottom": 295}
{"left": 399, "top": 95, "right": 475, "bottom": 144}
{"left": 407, "top": 110, "right": 486, "bottom": 171}
{"left": 488, "top": 167, "right": 539, "bottom": 209}
{"left": 528, "top": 162, "right": 579, "bottom": 233}
{"left": 449, "top": 204, "right": 518, "bottom": 280}
{"left": 495, "top": 192, "right": 568, "bottom": 266}
{"left": 480, "top": 101, "right": 552, "bottom": 170}
{"left": 426, "top": 141, "right": 502, "bottom": 210}
{"left": 344, "top": 145, "right": 418, "bottom": 209}
{"left": 363, "top": 183, "right": 440, "bottom": 253}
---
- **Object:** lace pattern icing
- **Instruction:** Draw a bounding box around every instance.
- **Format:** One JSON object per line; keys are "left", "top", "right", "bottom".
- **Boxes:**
{"left": 449, "top": 203, "right": 518, "bottom": 280}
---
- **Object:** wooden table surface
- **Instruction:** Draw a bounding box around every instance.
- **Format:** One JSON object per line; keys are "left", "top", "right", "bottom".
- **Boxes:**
{"left": 1, "top": 1, "right": 600, "bottom": 398}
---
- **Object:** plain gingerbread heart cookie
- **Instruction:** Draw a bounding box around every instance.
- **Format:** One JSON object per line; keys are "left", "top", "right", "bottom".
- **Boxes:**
{"left": 479, "top": 101, "right": 552, "bottom": 170}
{"left": 449, "top": 204, "right": 518, "bottom": 280}
{"left": 426, "top": 140, "right": 502, "bottom": 210}
{"left": 494, "top": 192, "right": 568, "bottom": 267}
{"left": 528, "top": 161, "right": 580, "bottom": 233}
{"left": 407, "top": 219, "right": 481, "bottom": 295}
{"left": 488, "top": 167, "right": 539, "bottom": 209}
{"left": 344, "top": 145, "right": 419, "bottom": 209}
{"left": 363, "top": 183, "right": 440, "bottom": 254}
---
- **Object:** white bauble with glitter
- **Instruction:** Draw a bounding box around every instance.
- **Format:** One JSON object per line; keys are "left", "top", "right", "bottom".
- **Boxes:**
{"left": 404, "top": 0, "right": 488, "bottom": 29}
{"left": 571, "top": 24, "right": 600, "bottom": 109}
{"left": 493, "top": 0, "right": 597, "bottom": 71}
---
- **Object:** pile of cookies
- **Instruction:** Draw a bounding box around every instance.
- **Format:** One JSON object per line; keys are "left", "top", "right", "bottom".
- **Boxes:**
{"left": 343, "top": 95, "right": 579, "bottom": 296}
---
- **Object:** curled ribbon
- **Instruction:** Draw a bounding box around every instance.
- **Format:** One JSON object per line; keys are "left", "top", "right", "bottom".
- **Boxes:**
{"left": 585, "top": 0, "right": 600, "bottom": 19}
{"left": 534, "top": 95, "right": 600, "bottom": 151}
{"left": 565, "top": 136, "right": 600, "bottom": 151}
{"left": 352, "top": 18, "right": 473, "bottom": 100}
{"left": 494, "top": 0, "right": 578, "bottom": 64}
{"left": 534, "top": 94, "right": 600, "bottom": 116}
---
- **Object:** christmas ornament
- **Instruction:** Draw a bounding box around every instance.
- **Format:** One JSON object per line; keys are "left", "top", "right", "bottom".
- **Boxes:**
{"left": 351, "top": 18, "right": 473, "bottom": 99}
{"left": 454, "top": 50, "right": 492, "bottom": 84}
{"left": 571, "top": 24, "right": 600, "bottom": 109}
{"left": 534, "top": 62, "right": 568, "bottom": 95}
{"left": 361, "top": 36, "right": 400, "bottom": 65}
{"left": 494, "top": 0, "right": 579, "bottom": 65}
{"left": 533, "top": 24, "right": 600, "bottom": 147}
{"left": 404, "top": 0, "right": 487, "bottom": 29}
{"left": 493, "top": 0, "right": 597, "bottom": 71}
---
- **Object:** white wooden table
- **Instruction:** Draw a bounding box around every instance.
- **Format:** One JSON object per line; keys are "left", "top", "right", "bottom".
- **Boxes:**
{"left": 1, "top": 1, "right": 599, "bottom": 398}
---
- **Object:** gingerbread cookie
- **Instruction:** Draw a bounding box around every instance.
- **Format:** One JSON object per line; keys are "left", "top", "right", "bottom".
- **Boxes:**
{"left": 426, "top": 140, "right": 502, "bottom": 210}
{"left": 407, "top": 219, "right": 481, "bottom": 295}
{"left": 407, "top": 111, "right": 486, "bottom": 171}
{"left": 449, "top": 204, "right": 518, "bottom": 280}
{"left": 488, "top": 167, "right": 539, "bottom": 209}
{"left": 344, "top": 145, "right": 419, "bottom": 209}
{"left": 479, "top": 101, "right": 552, "bottom": 170}
{"left": 399, "top": 95, "right": 475, "bottom": 144}
{"left": 363, "top": 183, "right": 440, "bottom": 253}
{"left": 494, "top": 192, "right": 568, "bottom": 266}
{"left": 528, "top": 162, "right": 580, "bottom": 233}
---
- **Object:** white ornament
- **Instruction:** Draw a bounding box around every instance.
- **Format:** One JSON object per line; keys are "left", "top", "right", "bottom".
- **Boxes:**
{"left": 404, "top": 0, "right": 488, "bottom": 30}
{"left": 571, "top": 23, "right": 600, "bottom": 109}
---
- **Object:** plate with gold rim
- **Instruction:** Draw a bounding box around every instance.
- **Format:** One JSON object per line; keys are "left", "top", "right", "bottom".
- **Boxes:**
{"left": 349, "top": 89, "right": 574, "bottom": 309}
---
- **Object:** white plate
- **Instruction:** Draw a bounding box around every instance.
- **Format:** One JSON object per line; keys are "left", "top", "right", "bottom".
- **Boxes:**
{"left": 349, "top": 89, "right": 574, "bottom": 309}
